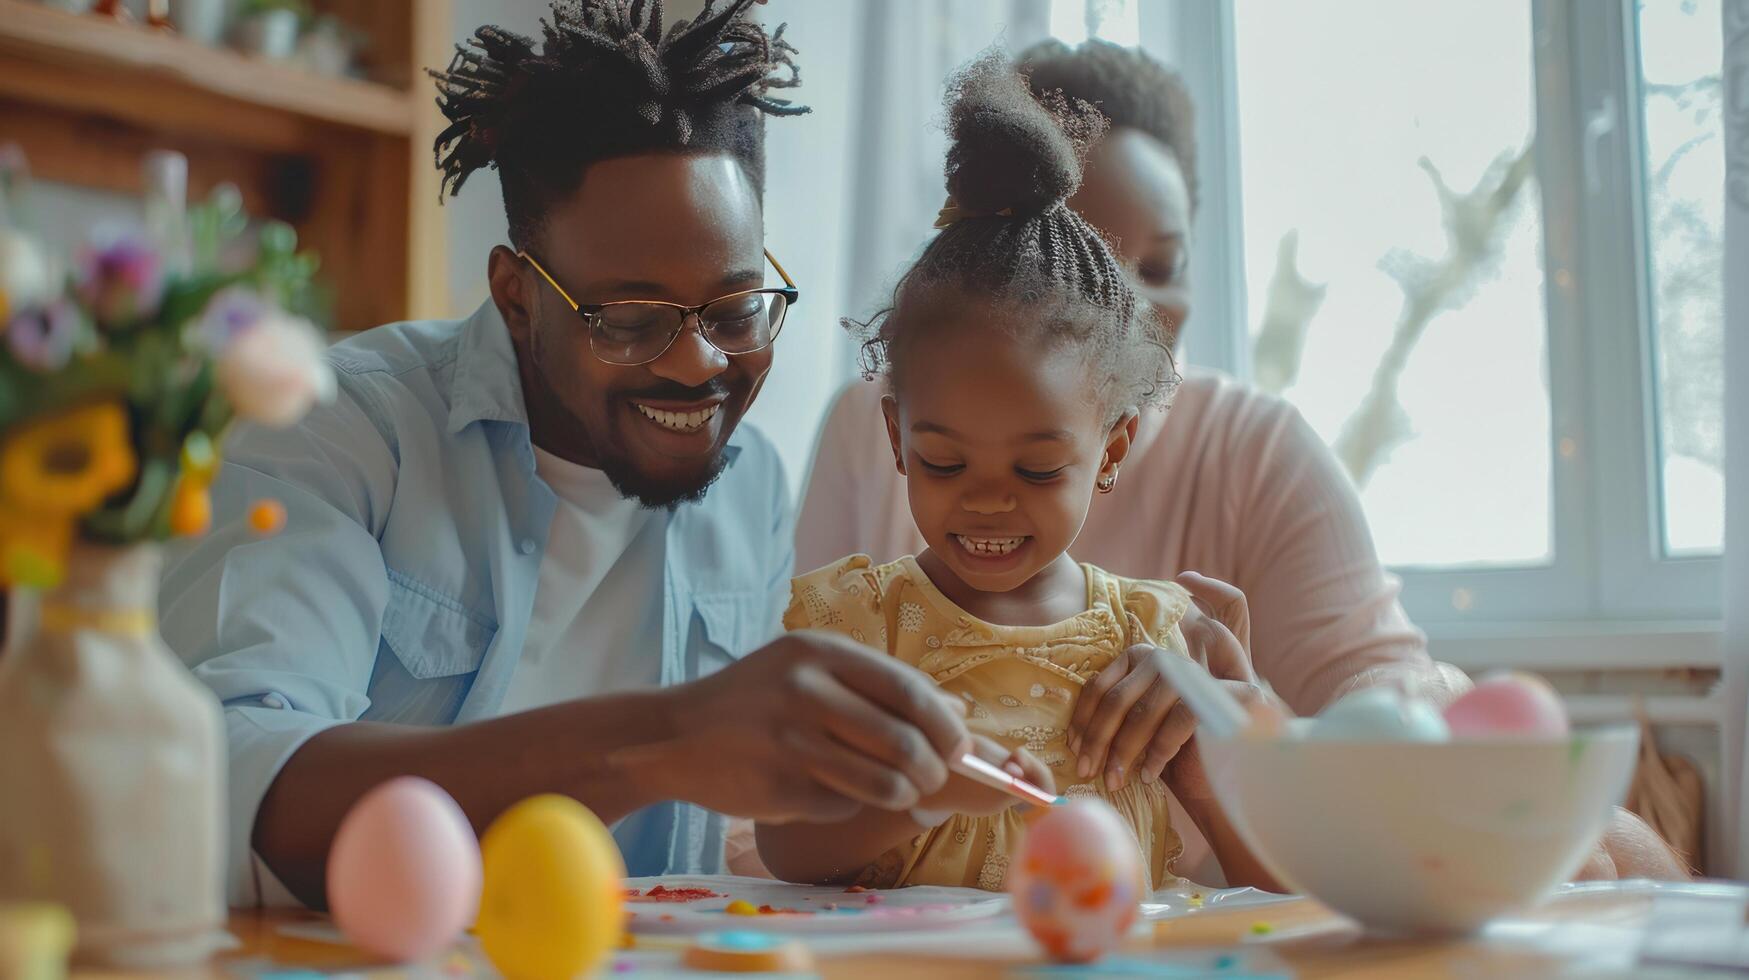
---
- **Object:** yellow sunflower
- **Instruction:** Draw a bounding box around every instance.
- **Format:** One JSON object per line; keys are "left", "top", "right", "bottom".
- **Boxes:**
{"left": 0, "top": 402, "right": 137, "bottom": 516}
{"left": 0, "top": 510, "right": 74, "bottom": 588}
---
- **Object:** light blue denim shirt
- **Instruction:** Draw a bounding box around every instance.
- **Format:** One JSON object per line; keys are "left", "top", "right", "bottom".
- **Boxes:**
{"left": 159, "top": 301, "right": 793, "bottom": 906}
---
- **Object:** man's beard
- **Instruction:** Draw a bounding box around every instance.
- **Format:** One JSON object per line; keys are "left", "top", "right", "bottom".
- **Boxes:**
{"left": 526, "top": 318, "right": 739, "bottom": 510}
{"left": 600, "top": 377, "right": 738, "bottom": 509}
{"left": 598, "top": 447, "right": 731, "bottom": 510}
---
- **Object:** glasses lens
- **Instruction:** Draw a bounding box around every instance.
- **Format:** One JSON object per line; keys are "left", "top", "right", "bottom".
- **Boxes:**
{"left": 702, "top": 291, "right": 787, "bottom": 354}
{"left": 590, "top": 304, "right": 683, "bottom": 364}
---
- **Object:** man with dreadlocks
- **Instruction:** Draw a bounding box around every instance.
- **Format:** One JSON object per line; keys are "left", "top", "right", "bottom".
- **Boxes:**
{"left": 159, "top": 0, "right": 973, "bottom": 909}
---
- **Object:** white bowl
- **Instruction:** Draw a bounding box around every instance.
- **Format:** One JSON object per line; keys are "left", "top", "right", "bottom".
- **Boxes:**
{"left": 1200, "top": 725, "right": 1638, "bottom": 935}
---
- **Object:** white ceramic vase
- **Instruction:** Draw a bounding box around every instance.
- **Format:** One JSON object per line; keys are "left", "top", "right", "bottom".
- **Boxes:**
{"left": 0, "top": 542, "right": 228, "bottom": 969}
{"left": 169, "top": 0, "right": 229, "bottom": 46}
{"left": 233, "top": 8, "right": 298, "bottom": 59}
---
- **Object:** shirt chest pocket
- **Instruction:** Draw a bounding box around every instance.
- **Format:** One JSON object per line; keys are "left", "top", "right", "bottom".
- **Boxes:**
{"left": 689, "top": 592, "right": 773, "bottom": 679}
{"left": 380, "top": 571, "right": 498, "bottom": 680}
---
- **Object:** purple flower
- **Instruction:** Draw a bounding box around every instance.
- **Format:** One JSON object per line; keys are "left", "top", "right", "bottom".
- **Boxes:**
{"left": 192, "top": 285, "right": 269, "bottom": 353}
{"left": 75, "top": 230, "right": 165, "bottom": 329}
{"left": 6, "top": 299, "right": 81, "bottom": 372}
{"left": 0, "top": 142, "right": 28, "bottom": 182}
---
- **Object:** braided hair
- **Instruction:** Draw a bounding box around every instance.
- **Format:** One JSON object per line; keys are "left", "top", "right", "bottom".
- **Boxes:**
{"left": 429, "top": 0, "right": 807, "bottom": 247}
{"left": 854, "top": 54, "right": 1176, "bottom": 420}
{"left": 1017, "top": 38, "right": 1198, "bottom": 210}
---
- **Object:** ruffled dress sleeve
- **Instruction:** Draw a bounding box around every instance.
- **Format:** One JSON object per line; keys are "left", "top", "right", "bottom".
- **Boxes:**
{"left": 782, "top": 555, "right": 892, "bottom": 651}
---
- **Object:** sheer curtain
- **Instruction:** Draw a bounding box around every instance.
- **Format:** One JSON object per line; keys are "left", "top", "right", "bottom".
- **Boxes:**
{"left": 748, "top": 0, "right": 1051, "bottom": 487}
{"left": 1723, "top": 0, "right": 1748, "bottom": 880}
{"left": 752, "top": 0, "right": 1049, "bottom": 490}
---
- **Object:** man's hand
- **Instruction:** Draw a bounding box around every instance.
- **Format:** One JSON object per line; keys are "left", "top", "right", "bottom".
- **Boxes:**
{"left": 641, "top": 630, "right": 973, "bottom": 824}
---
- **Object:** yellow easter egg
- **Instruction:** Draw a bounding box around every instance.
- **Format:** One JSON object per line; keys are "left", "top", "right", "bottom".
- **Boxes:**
{"left": 476, "top": 795, "right": 625, "bottom": 980}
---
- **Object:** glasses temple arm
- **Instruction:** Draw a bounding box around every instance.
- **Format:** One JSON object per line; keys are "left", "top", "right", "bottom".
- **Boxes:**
{"left": 764, "top": 248, "right": 797, "bottom": 290}
{"left": 517, "top": 250, "right": 582, "bottom": 312}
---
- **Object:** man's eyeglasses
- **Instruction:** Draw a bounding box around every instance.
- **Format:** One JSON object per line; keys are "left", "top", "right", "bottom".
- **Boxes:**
{"left": 518, "top": 248, "right": 799, "bottom": 366}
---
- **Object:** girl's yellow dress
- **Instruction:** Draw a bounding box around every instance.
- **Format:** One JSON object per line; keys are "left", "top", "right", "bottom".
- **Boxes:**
{"left": 783, "top": 554, "right": 1192, "bottom": 892}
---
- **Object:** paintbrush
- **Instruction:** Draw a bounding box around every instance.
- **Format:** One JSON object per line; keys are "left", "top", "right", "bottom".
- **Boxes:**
{"left": 953, "top": 752, "right": 1062, "bottom": 808}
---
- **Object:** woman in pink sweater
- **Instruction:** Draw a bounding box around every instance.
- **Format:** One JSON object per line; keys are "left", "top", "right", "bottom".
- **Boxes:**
{"left": 794, "top": 39, "right": 1683, "bottom": 883}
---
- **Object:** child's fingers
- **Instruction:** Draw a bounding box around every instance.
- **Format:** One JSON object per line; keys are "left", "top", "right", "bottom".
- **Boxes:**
{"left": 1006, "top": 747, "right": 1057, "bottom": 795}
{"left": 1014, "top": 749, "right": 1049, "bottom": 798}
{"left": 966, "top": 733, "right": 1011, "bottom": 764}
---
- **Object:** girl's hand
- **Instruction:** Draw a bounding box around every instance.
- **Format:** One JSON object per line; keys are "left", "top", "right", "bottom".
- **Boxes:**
{"left": 1066, "top": 572, "right": 1289, "bottom": 797}
{"left": 912, "top": 735, "right": 1055, "bottom": 821}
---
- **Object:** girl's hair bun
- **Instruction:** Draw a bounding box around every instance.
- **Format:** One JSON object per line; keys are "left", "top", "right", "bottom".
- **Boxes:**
{"left": 943, "top": 52, "right": 1107, "bottom": 216}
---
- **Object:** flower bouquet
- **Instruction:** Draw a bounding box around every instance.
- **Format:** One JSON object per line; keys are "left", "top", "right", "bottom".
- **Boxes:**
{"left": 0, "top": 148, "right": 334, "bottom": 968}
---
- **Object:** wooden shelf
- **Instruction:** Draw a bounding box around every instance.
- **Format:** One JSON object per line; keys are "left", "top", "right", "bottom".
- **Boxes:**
{"left": 0, "top": 0, "right": 415, "bottom": 141}
{"left": 0, "top": 0, "right": 451, "bottom": 330}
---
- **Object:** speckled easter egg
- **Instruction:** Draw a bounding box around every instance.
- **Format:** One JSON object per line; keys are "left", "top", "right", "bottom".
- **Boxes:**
{"left": 1444, "top": 672, "right": 1569, "bottom": 738}
{"left": 1010, "top": 799, "right": 1146, "bottom": 963}
{"left": 327, "top": 777, "right": 481, "bottom": 963}
{"left": 476, "top": 795, "right": 624, "bottom": 980}
{"left": 1306, "top": 686, "right": 1451, "bottom": 742}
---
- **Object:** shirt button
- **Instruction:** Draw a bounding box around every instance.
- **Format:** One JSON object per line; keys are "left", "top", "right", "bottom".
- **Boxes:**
{"left": 519, "top": 538, "right": 537, "bottom": 556}
{"left": 261, "top": 693, "right": 286, "bottom": 709}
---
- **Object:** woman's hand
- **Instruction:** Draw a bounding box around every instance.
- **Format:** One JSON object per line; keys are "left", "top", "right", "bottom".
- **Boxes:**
{"left": 1065, "top": 572, "right": 1288, "bottom": 798}
{"left": 1059, "top": 573, "right": 1290, "bottom": 892}
{"left": 912, "top": 735, "right": 1056, "bottom": 821}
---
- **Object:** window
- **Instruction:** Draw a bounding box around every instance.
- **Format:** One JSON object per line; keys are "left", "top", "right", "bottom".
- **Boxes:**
{"left": 1085, "top": 0, "right": 1727, "bottom": 627}
{"left": 1050, "top": 0, "right": 1138, "bottom": 48}
{"left": 1231, "top": 0, "right": 1551, "bottom": 570}
{"left": 1637, "top": 0, "right": 1725, "bottom": 557}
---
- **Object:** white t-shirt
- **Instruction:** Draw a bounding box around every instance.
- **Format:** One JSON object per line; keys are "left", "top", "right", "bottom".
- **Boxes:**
{"left": 496, "top": 447, "right": 664, "bottom": 714}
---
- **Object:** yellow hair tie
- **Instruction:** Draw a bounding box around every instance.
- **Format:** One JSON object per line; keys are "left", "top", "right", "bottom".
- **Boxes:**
{"left": 933, "top": 195, "right": 1015, "bottom": 229}
{"left": 38, "top": 603, "right": 157, "bottom": 638}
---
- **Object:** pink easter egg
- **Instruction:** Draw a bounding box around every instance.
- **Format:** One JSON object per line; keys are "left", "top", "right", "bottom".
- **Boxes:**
{"left": 328, "top": 776, "right": 481, "bottom": 962}
{"left": 1443, "top": 672, "right": 1569, "bottom": 738}
{"left": 1010, "top": 800, "right": 1146, "bottom": 963}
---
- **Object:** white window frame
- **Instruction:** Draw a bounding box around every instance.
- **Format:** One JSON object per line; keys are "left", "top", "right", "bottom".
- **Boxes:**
{"left": 1136, "top": 0, "right": 1722, "bottom": 653}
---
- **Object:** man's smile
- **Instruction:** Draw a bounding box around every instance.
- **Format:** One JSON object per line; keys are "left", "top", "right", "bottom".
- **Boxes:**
{"left": 633, "top": 400, "right": 723, "bottom": 433}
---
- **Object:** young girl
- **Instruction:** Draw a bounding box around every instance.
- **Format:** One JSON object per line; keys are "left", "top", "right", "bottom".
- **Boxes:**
{"left": 756, "top": 56, "right": 1252, "bottom": 892}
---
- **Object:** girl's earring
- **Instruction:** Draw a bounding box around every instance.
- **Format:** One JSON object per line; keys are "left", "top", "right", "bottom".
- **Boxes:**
{"left": 1097, "top": 473, "right": 1117, "bottom": 494}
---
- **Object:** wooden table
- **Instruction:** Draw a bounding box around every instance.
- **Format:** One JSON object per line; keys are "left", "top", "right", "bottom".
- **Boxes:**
{"left": 70, "top": 884, "right": 1702, "bottom": 978}
{"left": 821, "top": 887, "right": 1670, "bottom": 979}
